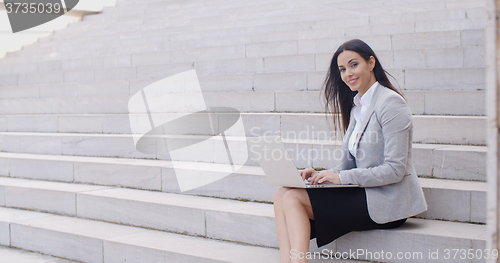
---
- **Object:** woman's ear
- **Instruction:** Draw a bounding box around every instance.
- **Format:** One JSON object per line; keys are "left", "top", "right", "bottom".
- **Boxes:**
{"left": 369, "top": 56, "right": 376, "bottom": 71}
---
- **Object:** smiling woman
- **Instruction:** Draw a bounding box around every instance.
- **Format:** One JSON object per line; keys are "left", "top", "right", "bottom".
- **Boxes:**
{"left": 338, "top": 50, "right": 376, "bottom": 96}
{"left": 272, "top": 39, "right": 428, "bottom": 263}
{"left": 325, "top": 39, "right": 405, "bottom": 134}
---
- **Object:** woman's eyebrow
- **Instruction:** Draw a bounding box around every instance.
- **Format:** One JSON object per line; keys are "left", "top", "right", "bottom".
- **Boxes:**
{"left": 338, "top": 58, "right": 357, "bottom": 68}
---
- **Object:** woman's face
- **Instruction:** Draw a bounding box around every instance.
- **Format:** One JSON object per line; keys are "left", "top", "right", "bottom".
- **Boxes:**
{"left": 337, "top": 50, "right": 376, "bottom": 96}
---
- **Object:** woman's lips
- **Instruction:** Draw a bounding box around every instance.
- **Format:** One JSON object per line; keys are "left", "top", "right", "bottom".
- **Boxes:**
{"left": 348, "top": 78, "right": 358, "bottom": 85}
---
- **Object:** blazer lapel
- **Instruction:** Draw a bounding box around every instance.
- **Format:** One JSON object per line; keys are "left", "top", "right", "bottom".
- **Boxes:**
{"left": 343, "top": 108, "right": 356, "bottom": 145}
{"left": 353, "top": 83, "right": 383, "bottom": 148}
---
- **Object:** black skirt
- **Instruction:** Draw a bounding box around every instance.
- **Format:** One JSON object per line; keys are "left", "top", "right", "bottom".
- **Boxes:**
{"left": 306, "top": 187, "right": 407, "bottom": 248}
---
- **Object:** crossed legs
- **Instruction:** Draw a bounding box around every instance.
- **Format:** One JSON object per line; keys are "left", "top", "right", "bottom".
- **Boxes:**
{"left": 274, "top": 187, "right": 315, "bottom": 263}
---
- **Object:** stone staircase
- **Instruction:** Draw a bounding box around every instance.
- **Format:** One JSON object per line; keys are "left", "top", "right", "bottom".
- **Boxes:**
{"left": 0, "top": 0, "right": 488, "bottom": 262}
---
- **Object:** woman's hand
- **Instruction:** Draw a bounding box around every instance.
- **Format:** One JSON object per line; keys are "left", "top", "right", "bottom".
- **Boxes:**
{"left": 298, "top": 168, "right": 316, "bottom": 181}
{"left": 308, "top": 171, "right": 341, "bottom": 185}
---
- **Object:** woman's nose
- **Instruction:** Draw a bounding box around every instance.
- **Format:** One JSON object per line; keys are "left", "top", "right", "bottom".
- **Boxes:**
{"left": 346, "top": 68, "right": 352, "bottom": 77}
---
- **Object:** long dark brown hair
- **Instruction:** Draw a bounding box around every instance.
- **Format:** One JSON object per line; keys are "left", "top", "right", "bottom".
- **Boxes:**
{"left": 323, "top": 39, "right": 404, "bottom": 137}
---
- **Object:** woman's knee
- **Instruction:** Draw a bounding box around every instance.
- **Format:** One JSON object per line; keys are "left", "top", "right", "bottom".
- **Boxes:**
{"left": 274, "top": 187, "right": 292, "bottom": 205}
{"left": 282, "top": 189, "right": 306, "bottom": 211}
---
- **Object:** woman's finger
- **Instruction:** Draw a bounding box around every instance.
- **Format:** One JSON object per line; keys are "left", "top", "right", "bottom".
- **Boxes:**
{"left": 303, "top": 170, "right": 310, "bottom": 180}
{"left": 318, "top": 176, "right": 328, "bottom": 184}
{"left": 307, "top": 172, "right": 313, "bottom": 182}
{"left": 311, "top": 171, "right": 319, "bottom": 184}
{"left": 312, "top": 172, "right": 323, "bottom": 184}
{"left": 302, "top": 168, "right": 314, "bottom": 180}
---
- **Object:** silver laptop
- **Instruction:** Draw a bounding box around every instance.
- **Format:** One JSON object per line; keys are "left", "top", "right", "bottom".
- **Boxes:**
{"left": 247, "top": 136, "right": 358, "bottom": 188}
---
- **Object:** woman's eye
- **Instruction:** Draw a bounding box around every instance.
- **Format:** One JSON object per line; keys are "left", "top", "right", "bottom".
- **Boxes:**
{"left": 339, "top": 68, "right": 345, "bottom": 72}
{"left": 351, "top": 63, "right": 358, "bottom": 67}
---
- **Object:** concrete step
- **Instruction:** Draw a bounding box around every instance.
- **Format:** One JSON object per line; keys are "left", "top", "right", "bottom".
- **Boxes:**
{"left": 0, "top": 64, "right": 486, "bottom": 107}
{"left": 0, "top": 245, "right": 79, "bottom": 263}
{"left": 0, "top": 207, "right": 282, "bottom": 263}
{"left": 0, "top": 88, "right": 486, "bottom": 115}
{"left": 311, "top": 217, "right": 486, "bottom": 262}
{"left": 272, "top": 89, "right": 485, "bottom": 116}
{"left": 0, "top": 43, "right": 486, "bottom": 83}
{"left": 0, "top": 141, "right": 486, "bottom": 184}
{"left": 0, "top": 81, "right": 131, "bottom": 100}
{"left": 0, "top": 148, "right": 485, "bottom": 193}
{"left": 0, "top": 39, "right": 486, "bottom": 91}
{"left": 3, "top": 26, "right": 484, "bottom": 65}
{"left": 0, "top": 174, "right": 486, "bottom": 224}
{"left": 0, "top": 65, "right": 486, "bottom": 94}
{"left": 312, "top": 46, "right": 484, "bottom": 70}
{"left": 0, "top": 84, "right": 486, "bottom": 115}
{"left": 0, "top": 174, "right": 486, "bottom": 234}
{"left": 0, "top": 96, "right": 130, "bottom": 115}
{"left": 0, "top": 113, "right": 486, "bottom": 146}
{"left": 0, "top": 133, "right": 487, "bottom": 181}
{"left": 391, "top": 47, "right": 484, "bottom": 69}
{"left": 412, "top": 115, "right": 485, "bottom": 145}
{"left": 4, "top": 205, "right": 482, "bottom": 262}
{"left": 418, "top": 178, "right": 486, "bottom": 223}
{"left": 298, "top": 29, "right": 483, "bottom": 54}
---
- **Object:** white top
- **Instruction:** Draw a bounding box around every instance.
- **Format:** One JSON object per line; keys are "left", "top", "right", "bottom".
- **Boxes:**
{"left": 348, "top": 81, "right": 379, "bottom": 158}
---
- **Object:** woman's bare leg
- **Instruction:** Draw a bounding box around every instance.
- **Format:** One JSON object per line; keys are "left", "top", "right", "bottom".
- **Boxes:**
{"left": 282, "top": 188, "right": 314, "bottom": 263}
{"left": 274, "top": 187, "right": 294, "bottom": 263}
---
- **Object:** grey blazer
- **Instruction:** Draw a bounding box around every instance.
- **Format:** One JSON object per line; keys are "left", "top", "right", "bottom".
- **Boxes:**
{"left": 328, "top": 83, "right": 427, "bottom": 224}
